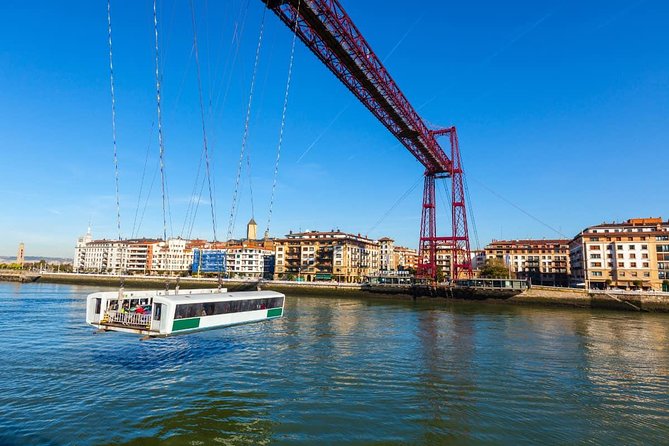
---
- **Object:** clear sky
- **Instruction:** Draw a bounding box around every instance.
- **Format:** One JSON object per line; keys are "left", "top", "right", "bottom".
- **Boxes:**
{"left": 0, "top": 0, "right": 667, "bottom": 258}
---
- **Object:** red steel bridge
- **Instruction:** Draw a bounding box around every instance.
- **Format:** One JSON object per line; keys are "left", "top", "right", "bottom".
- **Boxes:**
{"left": 262, "top": 0, "right": 472, "bottom": 281}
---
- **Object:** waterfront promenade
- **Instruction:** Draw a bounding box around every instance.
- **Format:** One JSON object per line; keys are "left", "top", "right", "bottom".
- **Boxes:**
{"left": 14, "top": 271, "right": 669, "bottom": 312}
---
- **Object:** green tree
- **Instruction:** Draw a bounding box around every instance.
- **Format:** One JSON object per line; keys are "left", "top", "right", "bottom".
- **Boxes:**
{"left": 632, "top": 279, "right": 643, "bottom": 289}
{"left": 479, "top": 259, "right": 511, "bottom": 279}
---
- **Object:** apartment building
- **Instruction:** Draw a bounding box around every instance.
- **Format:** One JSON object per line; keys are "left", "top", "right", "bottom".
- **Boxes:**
{"left": 394, "top": 245, "right": 418, "bottom": 271}
{"left": 274, "top": 230, "right": 380, "bottom": 282}
{"left": 570, "top": 217, "right": 669, "bottom": 290}
{"left": 147, "top": 239, "right": 192, "bottom": 274}
{"left": 484, "top": 239, "right": 570, "bottom": 286}
{"left": 378, "top": 237, "right": 418, "bottom": 272}
{"left": 74, "top": 231, "right": 190, "bottom": 275}
{"left": 225, "top": 244, "right": 274, "bottom": 279}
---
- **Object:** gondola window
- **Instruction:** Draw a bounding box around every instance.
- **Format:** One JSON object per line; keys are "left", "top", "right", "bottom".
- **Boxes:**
{"left": 174, "top": 297, "right": 284, "bottom": 319}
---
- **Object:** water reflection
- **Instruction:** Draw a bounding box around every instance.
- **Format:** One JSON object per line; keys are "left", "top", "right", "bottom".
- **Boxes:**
{"left": 108, "top": 389, "right": 273, "bottom": 446}
{"left": 2, "top": 283, "right": 669, "bottom": 445}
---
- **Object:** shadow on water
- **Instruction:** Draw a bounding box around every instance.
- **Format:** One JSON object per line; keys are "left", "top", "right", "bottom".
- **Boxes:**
{"left": 104, "top": 389, "right": 274, "bottom": 446}
{"left": 91, "top": 334, "right": 243, "bottom": 372}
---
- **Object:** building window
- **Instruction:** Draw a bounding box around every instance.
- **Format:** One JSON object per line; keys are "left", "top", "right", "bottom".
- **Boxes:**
{"left": 643, "top": 262, "right": 649, "bottom": 268}
{"left": 630, "top": 253, "right": 636, "bottom": 259}
{"left": 632, "top": 272, "right": 638, "bottom": 277}
{"left": 631, "top": 262, "right": 637, "bottom": 268}
{"left": 629, "top": 245, "right": 636, "bottom": 250}
{"left": 617, "top": 254, "right": 624, "bottom": 259}
{"left": 618, "top": 262, "right": 624, "bottom": 267}
{"left": 592, "top": 271, "right": 603, "bottom": 277}
{"left": 641, "top": 244, "right": 648, "bottom": 250}
{"left": 617, "top": 245, "right": 623, "bottom": 250}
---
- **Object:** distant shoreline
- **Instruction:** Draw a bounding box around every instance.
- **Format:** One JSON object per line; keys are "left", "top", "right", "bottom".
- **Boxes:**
{"left": 4, "top": 271, "right": 669, "bottom": 313}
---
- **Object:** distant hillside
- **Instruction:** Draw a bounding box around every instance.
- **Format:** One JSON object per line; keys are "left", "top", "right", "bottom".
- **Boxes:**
{"left": 0, "top": 256, "right": 72, "bottom": 264}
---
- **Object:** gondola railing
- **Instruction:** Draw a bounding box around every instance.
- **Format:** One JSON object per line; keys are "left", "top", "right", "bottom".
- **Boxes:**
{"left": 102, "top": 311, "right": 152, "bottom": 327}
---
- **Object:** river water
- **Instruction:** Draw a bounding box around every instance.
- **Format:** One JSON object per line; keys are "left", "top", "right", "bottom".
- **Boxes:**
{"left": 1, "top": 282, "right": 668, "bottom": 445}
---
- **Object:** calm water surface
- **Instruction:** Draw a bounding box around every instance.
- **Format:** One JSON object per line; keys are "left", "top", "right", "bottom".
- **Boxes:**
{"left": 1, "top": 282, "right": 668, "bottom": 445}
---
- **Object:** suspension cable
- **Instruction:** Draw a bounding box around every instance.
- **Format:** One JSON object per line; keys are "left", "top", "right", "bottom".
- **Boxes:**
{"left": 367, "top": 174, "right": 422, "bottom": 236}
{"left": 181, "top": 139, "right": 205, "bottom": 238}
{"left": 266, "top": 0, "right": 301, "bottom": 238}
{"left": 131, "top": 121, "right": 154, "bottom": 238}
{"left": 463, "top": 173, "right": 481, "bottom": 250}
{"left": 153, "top": 0, "right": 168, "bottom": 241}
{"left": 107, "top": 0, "right": 122, "bottom": 241}
{"left": 227, "top": 9, "right": 266, "bottom": 240}
{"left": 470, "top": 176, "right": 567, "bottom": 238}
{"left": 136, "top": 160, "right": 160, "bottom": 239}
{"left": 189, "top": 0, "right": 218, "bottom": 241}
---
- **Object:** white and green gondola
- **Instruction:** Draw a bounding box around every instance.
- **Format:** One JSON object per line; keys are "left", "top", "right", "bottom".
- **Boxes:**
{"left": 85, "top": 288, "right": 285, "bottom": 337}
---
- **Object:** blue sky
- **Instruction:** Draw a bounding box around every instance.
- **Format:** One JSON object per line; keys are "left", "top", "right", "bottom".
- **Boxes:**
{"left": 0, "top": 0, "right": 667, "bottom": 258}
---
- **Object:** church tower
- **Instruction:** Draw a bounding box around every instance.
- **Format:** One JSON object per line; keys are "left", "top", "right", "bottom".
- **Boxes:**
{"left": 16, "top": 242, "right": 25, "bottom": 266}
{"left": 246, "top": 218, "right": 257, "bottom": 240}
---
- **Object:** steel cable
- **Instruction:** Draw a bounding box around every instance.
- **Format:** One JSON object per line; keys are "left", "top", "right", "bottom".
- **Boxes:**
{"left": 227, "top": 9, "right": 266, "bottom": 240}
{"left": 266, "top": 0, "right": 301, "bottom": 238}
{"left": 153, "top": 0, "right": 168, "bottom": 241}
{"left": 187, "top": 0, "right": 218, "bottom": 241}
{"left": 107, "top": 0, "right": 122, "bottom": 241}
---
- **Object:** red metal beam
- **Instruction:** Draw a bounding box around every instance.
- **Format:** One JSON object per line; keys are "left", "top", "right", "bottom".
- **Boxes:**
{"left": 262, "top": 0, "right": 451, "bottom": 174}
{"left": 262, "top": 0, "right": 473, "bottom": 280}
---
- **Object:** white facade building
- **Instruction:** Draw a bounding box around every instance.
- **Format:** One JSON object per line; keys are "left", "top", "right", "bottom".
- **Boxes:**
{"left": 149, "top": 239, "right": 192, "bottom": 274}
{"left": 74, "top": 231, "right": 191, "bottom": 275}
{"left": 226, "top": 246, "right": 274, "bottom": 279}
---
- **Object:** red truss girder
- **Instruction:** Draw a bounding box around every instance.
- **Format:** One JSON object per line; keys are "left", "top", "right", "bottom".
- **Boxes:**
{"left": 262, "top": 0, "right": 472, "bottom": 281}
{"left": 262, "top": 0, "right": 451, "bottom": 174}
{"left": 417, "top": 128, "right": 472, "bottom": 280}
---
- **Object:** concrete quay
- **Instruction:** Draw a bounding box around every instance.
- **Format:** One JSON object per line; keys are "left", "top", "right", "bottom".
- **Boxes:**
{"left": 0, "top": 270, "right": 41, "bottom": 283}
{"left": 12, "top": 273, "right": 669, "bottom": 312}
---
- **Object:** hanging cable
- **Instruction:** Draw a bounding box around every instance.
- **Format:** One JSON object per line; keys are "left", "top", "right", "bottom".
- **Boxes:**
{"left": 135, "top": 160, "right": 160, "bottom": 239}
{"left": 189, "top": 0, "right": 218, "bottom": 241}
{"left": 187, "top": 176, "right": 208, "bottom": 240}
{"left": 266, "top": 0, "right": 301, "bottom": 238}
{"left": 107, "top": 0, "right": 122, "bottom": 241}
{"left": 367, "top": 174, "right": 422, "bottom": 236}
{"left": 181, "top": 140, "right": 205, "bottom": 238}
{"left": 246, "top": 140, "right": 256, "bottom": 221}
{"left": 470, "top": 176, "right": 567, "bottom": 238}
{"left": 463, "top": 173, "right": 481, "bottom": 251}
{"left": 227, "top": 9, "right": 266, "bottom": 240}
{"left": 153, "top": 0, "right": 168, "bottom": 241}
{"left": 130, "top": 122, "right": 154, "bottom": 238}
{"left": 212, "top": 0, "right": 250, "bottom": 122}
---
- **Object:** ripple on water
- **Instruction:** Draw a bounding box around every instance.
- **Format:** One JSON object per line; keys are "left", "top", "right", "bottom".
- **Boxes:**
{"left": 2, "top": 284, "right": 669, "bottom": 445}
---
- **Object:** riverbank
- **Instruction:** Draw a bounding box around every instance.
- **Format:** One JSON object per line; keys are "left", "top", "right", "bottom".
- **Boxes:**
{"left": 17, "top": 272, "right": 669, "bottom": 312}
{"left": 0, "top": 269, "right": 41, "bottom": 283}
